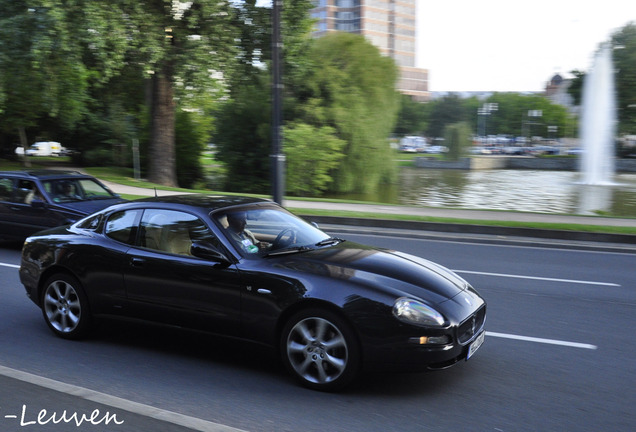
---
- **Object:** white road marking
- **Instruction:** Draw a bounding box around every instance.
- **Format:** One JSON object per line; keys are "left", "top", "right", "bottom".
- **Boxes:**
{"left": 455, "top": 269, "right": 620, "bottom": 287}
{"left": 486, "top": 331, "right": 598, "bottom": 350}
{"left": 0, "top": 365, "right": 248, "bottom": 432}
{"left": 0, "top": 262, "right": 20, "bottom": 269}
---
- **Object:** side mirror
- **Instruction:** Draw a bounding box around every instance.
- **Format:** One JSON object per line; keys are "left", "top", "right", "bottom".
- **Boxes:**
{"left": 191, "top": 241, "right": 231, "bottom": 264}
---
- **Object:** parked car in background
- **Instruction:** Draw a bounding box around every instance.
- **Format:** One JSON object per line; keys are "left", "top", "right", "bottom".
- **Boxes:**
{"left": 19, "top": 194, "right": 487, "bottom": 391}
{"left": 0, "top": 170, "right": 125, "bottom": 241}
{"left": 503, "top": 146, "right": 526, "bottom": 155}
{"left": 399, "top": 136, "right": 428, "bottom": 153}
{"left": 426, "top": 145, "right": 449, "bottom": 154}
{"left": 469, "top": 147, "right": 492, "bottom": 155}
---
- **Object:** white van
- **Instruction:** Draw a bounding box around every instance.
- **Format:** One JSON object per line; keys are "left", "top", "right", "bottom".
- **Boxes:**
{"left": 15, "top": 142, "right": 64, "bottom": 157}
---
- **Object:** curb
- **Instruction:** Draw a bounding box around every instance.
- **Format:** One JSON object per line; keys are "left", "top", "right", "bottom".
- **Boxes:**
{"left": 301, "top": 215, "right": 636, "bottom": 246}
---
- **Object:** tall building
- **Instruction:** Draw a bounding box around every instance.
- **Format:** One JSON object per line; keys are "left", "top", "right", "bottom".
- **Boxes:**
{"left": 311, "top": 0, "right": 429, "bottom": 101}
{"left": 544, "top": 73, "right": 576, "bottom": 115}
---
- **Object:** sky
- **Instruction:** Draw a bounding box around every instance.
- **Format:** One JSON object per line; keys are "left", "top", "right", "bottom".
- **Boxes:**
{"left": 256, "top": 0, "right": 635, "bottom": 92}
{"left": 417, "top": 0, "right": 635, "bottom": 92}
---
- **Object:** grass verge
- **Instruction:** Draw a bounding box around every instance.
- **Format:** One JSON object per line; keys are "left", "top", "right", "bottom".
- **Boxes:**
{"left": 288, "top": 208, "right": 636, "bottom": 235}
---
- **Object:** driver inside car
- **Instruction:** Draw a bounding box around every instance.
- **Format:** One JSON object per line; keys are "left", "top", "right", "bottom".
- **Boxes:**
{"left": 225, "top": 211, "right": 269, "bottom": 253}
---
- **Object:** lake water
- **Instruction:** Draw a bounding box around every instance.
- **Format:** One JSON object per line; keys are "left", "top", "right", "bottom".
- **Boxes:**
{"left": 328, "top": 168, "right": 636, "bottom": 217}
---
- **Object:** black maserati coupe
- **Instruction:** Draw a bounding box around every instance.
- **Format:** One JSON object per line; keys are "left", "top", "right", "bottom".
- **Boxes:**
{"left": 19, "top": 194, "right": 486, "bottom": 391}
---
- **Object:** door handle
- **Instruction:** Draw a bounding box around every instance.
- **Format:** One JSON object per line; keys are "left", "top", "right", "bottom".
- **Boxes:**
{"left": 130, "top": 257, "right": 145, "bottom": 267}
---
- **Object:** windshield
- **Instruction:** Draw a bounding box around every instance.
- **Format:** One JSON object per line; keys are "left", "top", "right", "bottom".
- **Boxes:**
{"left": 42, "top": 178, "right": 117, "bottom": 203}
{"left": 213, "top": 206, "right": 331, "bottom": 258}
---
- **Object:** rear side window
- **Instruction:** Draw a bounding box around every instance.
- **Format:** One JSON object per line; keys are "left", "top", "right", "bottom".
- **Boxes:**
{"left": 0, "top": 177, "right": 44, "bottom": 204}
{"left": 75, "top": 213, "right": 104, "bottom": 231}
{"left": 15, "top": 180, "right": 42, "bottom": 204}
{"left": 0, "top": 177, "right": 12, "bottom": 201}
{"left": 105, "top": 210, "right": 140, "bottom": 245}
{"left": 139, "top": 209, "right": 219, "bottom": 256}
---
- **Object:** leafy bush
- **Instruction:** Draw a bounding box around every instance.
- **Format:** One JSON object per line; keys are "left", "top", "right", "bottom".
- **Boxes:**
{"left": 82, "top": 148, "right": 114, "bottom": 166}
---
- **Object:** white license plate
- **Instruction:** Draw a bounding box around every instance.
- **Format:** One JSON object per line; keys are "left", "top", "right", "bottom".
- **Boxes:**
{"left": 466, "top": 330, "right": 485, "bottom": 360}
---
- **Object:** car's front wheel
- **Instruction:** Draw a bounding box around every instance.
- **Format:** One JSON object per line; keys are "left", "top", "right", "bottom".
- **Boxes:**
{"left": 41, "top": 274, "right": 91, "bottom": 340}
{"left": 281, "top": 309, "right": 360, "bottom": 391}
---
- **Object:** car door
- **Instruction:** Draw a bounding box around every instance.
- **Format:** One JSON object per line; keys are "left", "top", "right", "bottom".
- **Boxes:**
{"left": 0, "top": 177, "right": 56, "bottom": 239}
{"left": 0, "top": 176, "right": 15, "bottom": 239}
{"left": 121, "top": 209, "right": 243, "bottom": 336}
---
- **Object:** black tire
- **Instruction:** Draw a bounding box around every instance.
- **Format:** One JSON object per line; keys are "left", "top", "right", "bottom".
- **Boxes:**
{"left": 41, "top": 273, "right": 92, "bottom": 340}
{"left": 281, "top": 308, "right": 360, "bottom": 391}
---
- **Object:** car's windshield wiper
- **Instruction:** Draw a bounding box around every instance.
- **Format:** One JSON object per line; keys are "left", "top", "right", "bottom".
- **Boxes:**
{"left": 265, "top": 238, "right": 344, "bottom": 256}
{"left": 315, "top": 237, "right": 345, "bottom": 247}
{"left": 265, "top": 245, "right": 314, "bottom": 256}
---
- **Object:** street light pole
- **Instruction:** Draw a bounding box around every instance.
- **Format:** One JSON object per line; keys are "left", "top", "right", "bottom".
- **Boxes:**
{"left": 477, "top": 103, "right": 498, "bottom": 144}
{"left": 271, "top": 0, "right": 285, "bottom": 205}
{"left": 478, "top": 107, "right": 486, "bottom": 139}
{"left": 527, "top": 110, "right": 543, "bottom": 143}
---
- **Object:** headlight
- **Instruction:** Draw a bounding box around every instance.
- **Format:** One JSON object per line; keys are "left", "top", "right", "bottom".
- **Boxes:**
{"left": 393, "top": 297, "right": 446, "bottom": 327}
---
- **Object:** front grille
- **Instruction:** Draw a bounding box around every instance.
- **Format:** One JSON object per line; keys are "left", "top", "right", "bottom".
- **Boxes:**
{"left": 457, "top": 305, "right": 486, "bottom": 345}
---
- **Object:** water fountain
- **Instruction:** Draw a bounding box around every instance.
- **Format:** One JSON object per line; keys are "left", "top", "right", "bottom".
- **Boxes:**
{"left": 579, "top": 43, "right": 617, "bottom": 185}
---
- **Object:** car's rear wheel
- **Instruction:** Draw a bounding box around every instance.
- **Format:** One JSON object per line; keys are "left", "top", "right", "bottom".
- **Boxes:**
{"left": 281, "top": 308, "right": 360, "bottom": 391}
{"left": 41, "top": 274, "right": 91, "bottom": 340}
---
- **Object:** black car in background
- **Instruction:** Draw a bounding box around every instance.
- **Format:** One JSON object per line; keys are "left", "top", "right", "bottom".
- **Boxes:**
{"left": 0, "top": 170, "right": 125, "bottom": 241}
{"left": 19, "top": 195, "right": 486, "bottom": 391}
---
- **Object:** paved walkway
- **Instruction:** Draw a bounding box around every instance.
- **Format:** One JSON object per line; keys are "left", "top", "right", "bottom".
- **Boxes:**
{"left": 101, "top": 180, "right": 636, "bottom": 229}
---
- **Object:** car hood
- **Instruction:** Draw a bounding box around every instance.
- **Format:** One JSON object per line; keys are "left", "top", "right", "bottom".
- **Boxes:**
{"left": 271, "top": 242, "right": 469, "bottom": 304}
{"left": 51, "top": 198, "right": 125, "bottom": 216}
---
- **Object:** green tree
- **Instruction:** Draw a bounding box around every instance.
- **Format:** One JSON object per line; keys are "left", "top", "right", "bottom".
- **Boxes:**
{"left": 567, "top": 70, "right": 585, "bottom": 107}
{"left": 284, "top": 122, "right": 345, "bottom": 196}
{"left": 0, "top": 2, "right": 92, "bottom": 163}
{"left": 115, "top": 0, "right": 236, "bottom": 187}
{"left": 174, "top": 109, "right": 208, "bottom": 188}
{"left": 227, "top": 0, "right": 314, "bottom": 90}
{"left": 215, "top": 0, "right": 323, "bottom": 195}
{"left": 444, "top": 122, "right": 471, "bottom": 161}
{"left": 0, "top": 1, "right": 234, "bottom": 185}
{"left": 393, "top": 94, "right": 429, "bottom": 136}
{"left": 296, "top": 33, "right": 400, "bottom": 194}
{"left": 421, "top": 93, "right": 575, "bottom": 143}
{"left": 474, "top": 93, "right": 573, "bottom": 139}
{"left": 426, "top": 94, "right": 469, "bottom": 138}
{"left": 612, "top": 22, "right": 636, "bottom": 135}
{"left": 215, "top": 78, "right": 272, "bottom": 193}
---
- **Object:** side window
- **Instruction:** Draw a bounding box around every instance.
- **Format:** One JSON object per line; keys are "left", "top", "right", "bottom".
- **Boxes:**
{"left": 77, "top": 179, "right": 113, "bottom": 199}
{"left": 0, "top": 177, "right": 12, "bottom": 201}
{"left": 47, "top": 180, "right": 80, "bottom": 202}
{"left": 11, "top": 180, "right": 42, "bottom": 204}
{"left": 105, "top": 210, "right": 140, "bottom": 245}
{"left": 75, "top": 213, "right": 104, "bottom": 231}
{"left": 41, "top": 181, "right": 54, "bottom": 197}
{"left": 140, "top": 209, "right": 217, "bottom": 256}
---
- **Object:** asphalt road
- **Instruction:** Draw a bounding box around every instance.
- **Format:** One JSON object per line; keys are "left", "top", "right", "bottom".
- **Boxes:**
{"left": 0, "top": 230, "right": 635, "bottom": 432}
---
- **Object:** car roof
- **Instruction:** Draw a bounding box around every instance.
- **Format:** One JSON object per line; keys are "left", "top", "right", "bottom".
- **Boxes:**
{"left": 121, "top": 194, "right": 274, "bottom": 213}
{"left": 0, "top": 170, "right": 92, "bottom": 180}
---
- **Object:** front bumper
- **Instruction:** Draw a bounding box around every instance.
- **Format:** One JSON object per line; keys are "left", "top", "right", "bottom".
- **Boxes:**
{"left": 361, "top": 304, "right": 486, "bottom": 372}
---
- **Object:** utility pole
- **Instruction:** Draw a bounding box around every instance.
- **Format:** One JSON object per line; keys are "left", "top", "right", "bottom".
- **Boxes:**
{"left": 271, "top": 0, "right": 285, "bottom": 205}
